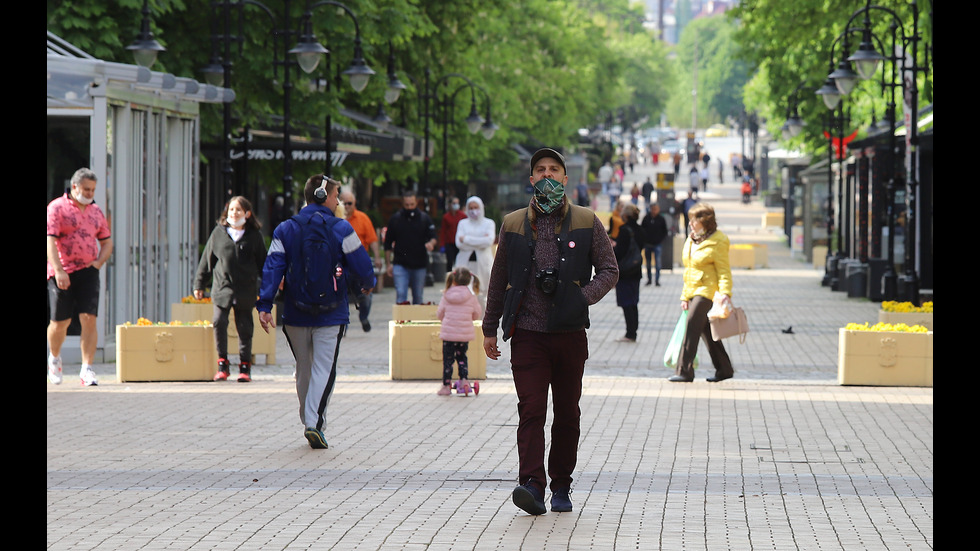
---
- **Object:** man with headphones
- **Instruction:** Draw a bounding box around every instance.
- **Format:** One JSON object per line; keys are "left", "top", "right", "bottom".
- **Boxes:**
{"left": 257, "top": 174, "right": 376, "bottom": 450}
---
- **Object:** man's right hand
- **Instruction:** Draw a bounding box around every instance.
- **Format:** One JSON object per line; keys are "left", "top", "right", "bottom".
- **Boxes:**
{"left": 55, "top": 268, "right": 70, "bottom": 290}
{"left": 259, "top": 311, "right": 275, "bottom": 333}
{"left": 484, "top": 336, "right": 500, "bottom": 360}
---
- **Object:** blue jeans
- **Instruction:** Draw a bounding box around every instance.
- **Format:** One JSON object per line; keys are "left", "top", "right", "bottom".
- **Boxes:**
{"left": 393, "top": 264, "right": 427, "bottom": 304}
{"left": 644, "top": 244, "right": 662, "bottom": 284}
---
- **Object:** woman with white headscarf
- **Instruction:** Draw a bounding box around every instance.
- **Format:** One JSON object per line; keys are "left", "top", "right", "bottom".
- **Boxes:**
{"left": 454, "top": 195, "right": 495, "bottom": 307}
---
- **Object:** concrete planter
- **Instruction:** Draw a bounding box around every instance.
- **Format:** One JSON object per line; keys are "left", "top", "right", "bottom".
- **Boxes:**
{"left": 730, "top": 243, "right": 768, "bottom": 269}
{"left": 170, "top": 303, "right": 277, "bottom": 363}
{"left": 116, "top": 325, "right": 217, "bottom": 382}
{"left": 388, "top": 320, "right": 486, "bottom": 380}
{"left": 837, "top": 328, "right": 933, "bottom": 387}
{"left": 391, "top": 304, "right": 438, "bottom": 322}
{"left": 877, "top": 311, "right": 933, "bottom": 331}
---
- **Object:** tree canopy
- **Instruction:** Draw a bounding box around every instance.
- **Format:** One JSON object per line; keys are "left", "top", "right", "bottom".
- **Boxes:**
{"left": 47, "top": 0, "right": 676, "bottom": 201}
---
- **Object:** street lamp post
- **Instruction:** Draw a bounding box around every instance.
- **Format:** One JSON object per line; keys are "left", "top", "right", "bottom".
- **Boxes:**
{"left": 833, "top": 0, "right": 929, "bottom": 304}
{"left": 440, "top": 81, "right": 494, "bottom": 202}
{"left": 420, "top": 72, "right": 494, "bottom": 208}
{"left": 127, "top": 0, "right": 166, "bottom": 69}
{"left": 292, "top": 0, "right": 381, "bottom": 177}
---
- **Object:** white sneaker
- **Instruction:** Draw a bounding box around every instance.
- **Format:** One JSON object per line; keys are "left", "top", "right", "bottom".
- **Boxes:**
{"left": 48, "top": 355, "right": 63, "bottom": 385}
{"left": 79, "top": 365, "right": 98, "bottom": 386}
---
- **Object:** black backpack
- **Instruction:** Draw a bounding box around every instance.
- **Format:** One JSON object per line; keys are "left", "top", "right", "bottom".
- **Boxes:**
{"left": 286, "top": 210, "right": 345, "bottom": 315}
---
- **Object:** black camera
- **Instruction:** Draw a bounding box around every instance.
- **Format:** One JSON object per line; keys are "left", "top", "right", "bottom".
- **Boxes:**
{"left": 535, "top": 268, "right": 559, "bottom": 295}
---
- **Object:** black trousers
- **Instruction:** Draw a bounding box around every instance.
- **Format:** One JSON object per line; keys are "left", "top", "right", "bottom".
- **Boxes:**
{"left": 675, "top": 295, "right": 734, "bottom": 380}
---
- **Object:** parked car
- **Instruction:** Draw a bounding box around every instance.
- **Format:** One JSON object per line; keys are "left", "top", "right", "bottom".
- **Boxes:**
{"left": 705, "top": 124, "right": 729, "bottom": 138}
{"left": 660, "top": 139, "right": 683, "bottom": 156}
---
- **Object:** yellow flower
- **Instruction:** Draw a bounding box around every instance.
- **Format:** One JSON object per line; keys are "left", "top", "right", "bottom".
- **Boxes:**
{"left": 181, "top": 295, "right": 212, "bottom": 304}
{"left": 844, "top": 321, "right": 930, "bottom": 333}
{"left": 881, "top": 300, "right": 933, "bottom": 313}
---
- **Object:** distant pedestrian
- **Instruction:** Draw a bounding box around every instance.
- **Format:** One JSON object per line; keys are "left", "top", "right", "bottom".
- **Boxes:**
{"left": 439, "top": 197, "right": 466, "bottom": 273}
{"left": 576, "top": 181, "right": 589, "bottom": 207}
{"left": 689, "top": 166, "right": 700, "bottom": 194}
{"left": 436, "top": 266, "right": 482, "bottom": 396}
{"left": 640, "top": 202, "right": 668, "bottom": 286}
{"left": 454, "top": 195, "right": 495, "bottom": 309}
{"left": 681, "top": 191, "right": 698, "bottom": 236}
{"left": 700, "top": 166, "right": 710, "bottom": 192}
{"left": 630, "top": 183, "right": 640, "bottom": 205}
{"left": 341, "top": 191, "right": 383, "bottom": 332}
{"left": 613, "top": 204, "right": 644, "bottom": 343}
{"left": 385, "top": 191, "right": 438, "bottom": 304}
{"left": 641, "top": 176, "right": 654, "bottom": 207}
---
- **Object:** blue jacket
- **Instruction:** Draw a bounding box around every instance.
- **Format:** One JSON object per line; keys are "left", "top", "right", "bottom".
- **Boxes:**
{"left": 257, "top": 204, "right": 377, "bottom": 327}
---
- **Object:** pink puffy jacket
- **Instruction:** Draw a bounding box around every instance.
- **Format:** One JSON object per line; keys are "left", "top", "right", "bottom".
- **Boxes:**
{"left": 437, "top": 285, "right": 482, "bottom": 342}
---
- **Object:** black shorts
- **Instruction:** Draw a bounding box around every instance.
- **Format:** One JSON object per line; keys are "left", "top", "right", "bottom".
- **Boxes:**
{"left": 48, "top": 266, "right": 101, "bottom": 321}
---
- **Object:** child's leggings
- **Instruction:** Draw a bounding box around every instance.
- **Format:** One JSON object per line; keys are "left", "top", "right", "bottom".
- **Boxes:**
{"left": 442, "top": 341, "right": 469, "bottom": 384}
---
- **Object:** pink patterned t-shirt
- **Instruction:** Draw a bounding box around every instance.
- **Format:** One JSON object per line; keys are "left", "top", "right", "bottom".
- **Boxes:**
{"left": 46, "top": 193, "right": 111, "bottom": 279}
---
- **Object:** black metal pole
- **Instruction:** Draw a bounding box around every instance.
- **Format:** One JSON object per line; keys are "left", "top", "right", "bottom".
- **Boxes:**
{"left": 221, "top": 1, "right": 234, "bottom": 198}
{"left": 898, "top": 2, "right": 921, "bottom": 305}
{"left": 282, "top": 0, "right": 294, "bottom": 213}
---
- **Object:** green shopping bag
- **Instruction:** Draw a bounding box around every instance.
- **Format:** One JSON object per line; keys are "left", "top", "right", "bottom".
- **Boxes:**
{"left": 663, "top": 310, "right": 698, "bottom": 370}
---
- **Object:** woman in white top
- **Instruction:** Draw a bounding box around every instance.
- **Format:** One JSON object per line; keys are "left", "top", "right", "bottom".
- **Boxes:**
{"left": 453, "top": 195, "right": 496, "bottom": 307}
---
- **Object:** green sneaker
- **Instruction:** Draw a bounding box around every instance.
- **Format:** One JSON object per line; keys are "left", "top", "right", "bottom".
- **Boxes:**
{"left": 304, "top": 427, "right": 329, "bottom": 449}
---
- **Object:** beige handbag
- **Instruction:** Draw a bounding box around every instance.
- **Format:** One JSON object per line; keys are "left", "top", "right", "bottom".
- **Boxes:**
{"left": 709, "top": 307, "right": 749, "bottom": 343}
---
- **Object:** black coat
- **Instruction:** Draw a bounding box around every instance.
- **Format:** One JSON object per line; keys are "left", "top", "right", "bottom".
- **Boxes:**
{"left": 614, "top": 221, "right": 645, "bottom": 281}
{"left": 194, "top": 224, "right": 268, "bottom": 309}
{"left": 640, "top": 213, "right": 668, "bottom": 246}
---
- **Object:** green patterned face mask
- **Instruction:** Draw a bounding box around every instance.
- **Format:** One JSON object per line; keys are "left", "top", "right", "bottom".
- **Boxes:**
{"left": 533, "top": 177, "right": 565, "bottom": 213}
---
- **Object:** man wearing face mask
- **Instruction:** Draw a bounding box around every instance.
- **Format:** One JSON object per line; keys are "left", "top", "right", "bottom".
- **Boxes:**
{"left": 47, "top": 168, "right": 113, "bottom": 386}
{"left": 439, "top": 197, "right": 467, "bottom": 274}
{"left": 384, "top": 191, "right": 437, "bottom": 304}
{"left": 483, "top": 148, "right": 619, "bottom": 515}
{"left": 453, "top": 195, "right": 495, "bottom": 308}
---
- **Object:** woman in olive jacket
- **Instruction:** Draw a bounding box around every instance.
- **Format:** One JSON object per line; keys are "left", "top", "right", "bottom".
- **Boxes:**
{"left": 194, "top": 196, "right": 267, "bottom": 382}
{"left": 669, "top": 203, "right": 735, "bottom": 383}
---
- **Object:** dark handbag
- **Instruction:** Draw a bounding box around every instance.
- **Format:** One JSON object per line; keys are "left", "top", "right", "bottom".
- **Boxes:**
{"left": 709, "top": 307, "right": 749, "bottom": 343}
{"left": 618, "top": 228, "right": 642, "bottom": 276}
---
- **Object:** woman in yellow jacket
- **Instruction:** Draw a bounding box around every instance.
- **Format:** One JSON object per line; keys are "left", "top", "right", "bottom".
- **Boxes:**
{"left": 669, "top": 203, "right": 735, "bottom": 383}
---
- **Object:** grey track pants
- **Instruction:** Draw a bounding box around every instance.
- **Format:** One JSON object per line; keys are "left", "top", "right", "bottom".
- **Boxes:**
{"left": 283, "top": 324, "right": 345, "bottom": 432}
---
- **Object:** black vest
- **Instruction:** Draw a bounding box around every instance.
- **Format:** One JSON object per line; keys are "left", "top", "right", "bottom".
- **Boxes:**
{"left": 499, "top": 203, "right": 596, "bottom": 340}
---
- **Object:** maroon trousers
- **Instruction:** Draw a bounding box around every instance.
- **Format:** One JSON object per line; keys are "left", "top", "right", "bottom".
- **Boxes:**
{"left": 510, "top": 328, "right": 589, "bottom": 493}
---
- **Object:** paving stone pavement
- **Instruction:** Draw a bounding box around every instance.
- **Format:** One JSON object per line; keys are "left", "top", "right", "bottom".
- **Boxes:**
{"left": 47, "top": 159, "right": 933, "bottom": 550}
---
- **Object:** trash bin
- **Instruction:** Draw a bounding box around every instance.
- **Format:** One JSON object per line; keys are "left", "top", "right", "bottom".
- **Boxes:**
{"left": 833, "top": 259, "right": 854, "bottom": 292}
{"left": 427, "top": 251, "right": 447, "bottom": 287}
{"left": 846, "top": 262, "right": 868, "bottom": 298}
{"left": 867, "top": 258, "right": 888, "bottom": 301}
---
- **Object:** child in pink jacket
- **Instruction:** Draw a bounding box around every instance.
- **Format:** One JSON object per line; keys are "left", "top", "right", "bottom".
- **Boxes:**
{"left": 437, "top": 267, "right": 483, "bottom": 396}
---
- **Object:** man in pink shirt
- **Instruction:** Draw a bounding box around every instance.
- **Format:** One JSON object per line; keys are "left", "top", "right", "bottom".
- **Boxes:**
{"left": 46, "top": 168, "right": 113, "bottom": 386}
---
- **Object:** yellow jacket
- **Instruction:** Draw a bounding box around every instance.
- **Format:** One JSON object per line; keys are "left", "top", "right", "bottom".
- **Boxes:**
{"left": 681, "top": 229, "right": 733, "bottom": 301}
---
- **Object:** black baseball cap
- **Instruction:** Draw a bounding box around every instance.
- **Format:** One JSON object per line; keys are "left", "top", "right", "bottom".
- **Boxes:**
{"left": 529, "top": 148, "right": 566, "bottom": 175}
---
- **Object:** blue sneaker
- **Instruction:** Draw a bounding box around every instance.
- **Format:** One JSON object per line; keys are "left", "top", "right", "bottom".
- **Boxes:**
{"left": 512, "top": 484, "right": 546, "bottom": 515}
{"left": 551, "top": 488, "right": 572, "bottom": 512}
{"left": 304, "top": 427, "right": 329, "bottom": 449}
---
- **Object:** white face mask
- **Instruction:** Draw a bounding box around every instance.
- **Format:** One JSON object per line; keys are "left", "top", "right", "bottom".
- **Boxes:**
{"left": 73, "top": 188, "right": 94, "bottom": 205}
{"left": 226, "top": 216, "right": 246, "bottom": 228}
{"left": 467, "top": 208, "right": 480, "bottom": 219}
